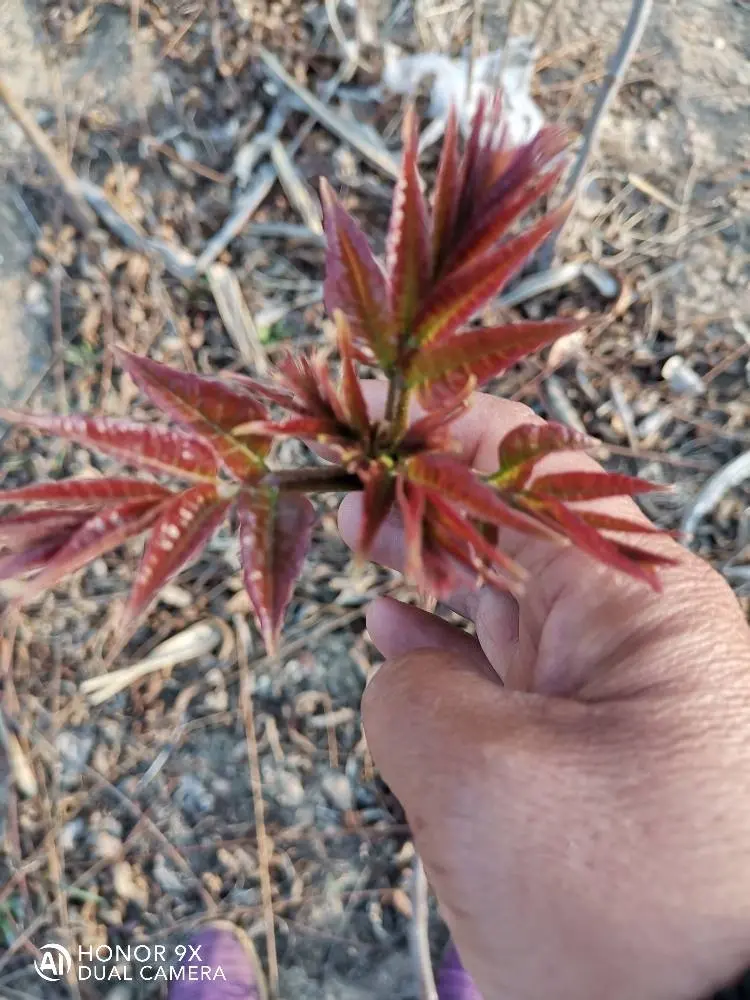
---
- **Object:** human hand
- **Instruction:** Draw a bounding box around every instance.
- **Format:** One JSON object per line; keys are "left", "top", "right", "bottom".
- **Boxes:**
{"left": 339, "top": 387, "right": 750, "bottom": 1000}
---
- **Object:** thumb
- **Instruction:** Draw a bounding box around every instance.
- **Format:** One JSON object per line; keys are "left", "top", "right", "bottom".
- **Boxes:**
{"left": 361, "top": 615, "right": 610, "bottom": 999}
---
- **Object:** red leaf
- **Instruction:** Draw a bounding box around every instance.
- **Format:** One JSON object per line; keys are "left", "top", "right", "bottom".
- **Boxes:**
{"left": 357, "top": 459, "right": 396, "bottom": 557}
{"left": 576, "top": 511, "right": 666, "bottom": 535}
{"left": 386, "top": 106, "right": 431, "bottom": 340}
{"left": 18, "top": 499, "right": 164, "bottom": 603}
{"left": 492, "top": 421, "right": 593, "bottom": 489}
{"left": 430, "top": 105, "right": 460, "bottom": 274}
{"left": 448, "top": 158, "right": 566, "bottom": 271}
{"left": 116, "top": 349, "right": 270, "bottom": 481}
{"left": 224, "top": 373, "right": 307, "bottom": 415}
{"left": 238, "top": 488, "right": 315, "bottom": 653}
{"left": 413, "top": 200, "right": 572, "bottom": 346}
{"left": 481, "top": 126, "right": 568, "bottom": 210}
{"left": 335, "top": 311, "right": 370, "bottom": 436}
{"left": 0, "top": 508, "right": 95, "bottom": 548}
{"left": 0, "top": 478, "right": 173, "bottom": 506}
{"left": 427, "top": 495, "right": 525, "bottom": 584}
{"left": 0, "top": 410, "right": 220, "bottom": 482}
{"left": 519, "top": 498, "right": 669, "bottom": 588}
{"left": 275, "top": 352, "right": 334, "bottom": 418}
{"left": 0, "top": 534, "right": 71, "bottom": 581}
{"left": 248, "top": 416, "right": 351, "bottom": 448}
{"left": 455, "top": 94, "right": 489, "bottom": 220}
{"left": 320, "top": 179, "right": 394, "bottom": 366}
{"left": 408, "top": 319, "right": 580, "bottom": 408}
{"left": 121, "top": 485, "right": 231, "bottom": 635}
{"left": 530, "top": 470, "right": 663, "bottom": 501}
{"left": 396, "top": 477, "right": 427, "bottom": 583}
{"left": 399, "top": 379, "right": 475, "bottom": 451}
{"left": 405, "top": 454, "right": 556, "bottom": 539}
{"left": 613, "top": 541, "right": 679, "bottom": 569}
{"left": 396, "top": 479, "right": 459, "bottom": 597}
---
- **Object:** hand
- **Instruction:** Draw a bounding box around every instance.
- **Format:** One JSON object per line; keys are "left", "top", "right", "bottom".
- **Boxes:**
{"left": 339, "top": 388, "right": 750, "bottom": 1000}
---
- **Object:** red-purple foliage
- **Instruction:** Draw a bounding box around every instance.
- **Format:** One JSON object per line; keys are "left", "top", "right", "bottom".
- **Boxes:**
{"left": 0, "top": 100, "right": 673, "bottom": 653}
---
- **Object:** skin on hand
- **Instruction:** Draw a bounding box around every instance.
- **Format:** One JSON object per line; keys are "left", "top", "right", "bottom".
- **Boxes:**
{"left": 339, "top": 386, "right": 750, "bottom": 1000}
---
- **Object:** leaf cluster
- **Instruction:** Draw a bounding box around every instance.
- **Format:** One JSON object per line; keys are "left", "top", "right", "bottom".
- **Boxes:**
{"left": 0, "top": 100, "right": 672, "bottom": 653}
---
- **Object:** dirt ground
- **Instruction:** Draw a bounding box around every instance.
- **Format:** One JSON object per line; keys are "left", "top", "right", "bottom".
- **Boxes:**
{"left": 0, "top": 0, "right": 748, "bottom": 997}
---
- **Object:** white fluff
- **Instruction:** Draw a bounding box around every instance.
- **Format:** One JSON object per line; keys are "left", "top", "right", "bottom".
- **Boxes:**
{"left": 383, "top": 38, "right": 544, "bottom": 147}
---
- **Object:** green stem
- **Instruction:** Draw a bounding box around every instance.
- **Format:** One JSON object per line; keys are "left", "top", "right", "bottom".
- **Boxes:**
{"left": 384, "top": 374, "right": 400, "bottom": 424}
{"left": 260, "top": 467, "right": 361, "bottom": 493}
{"left": 392, "top": 385, "right": 413, "bottom": 443}
{"left": 382, "top": 372, "right": 413, "bottom": 447}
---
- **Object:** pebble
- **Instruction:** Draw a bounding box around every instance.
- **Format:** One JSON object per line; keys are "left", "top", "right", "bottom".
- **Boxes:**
{"left": 104, "top": 986, "right": 133, "bottom": 1000}
{"left": 175, "top": 773, "right": 216, "bottom": 815}
{"left": 321, "top": 770, "right": 354, "bottom": 812}
{"left": 265, "top": 766, "right": 305, "bottom": 809}
{"left": 24, "top": 280, "right": 50, "bottom": 317}
{"left": 60, "top": 817, "right": 85, "bottom": 852}
{"left": 56, "top": 730, "right": 94, "bottom": 789}
{"left": 113, "top": 861, "right": 149, "bottom": 906}
{"left": 153, "top": 855, "right": 184, "bottom": 894}
{"left": 577, "top": 176, "right": 606, "bottom": 219}
{"left": 662, "top": 355, "right": 706, "bottom": 395}
{"left": 94, "top": 831, "right": 122, "bottom": 861}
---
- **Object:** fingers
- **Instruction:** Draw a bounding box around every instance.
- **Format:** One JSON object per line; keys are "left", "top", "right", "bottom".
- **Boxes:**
{"left": 361, "top": 646, "right": 516, "bottom": 809}
{"left": 366, "top": 597, "right": 498, "bottom": 678}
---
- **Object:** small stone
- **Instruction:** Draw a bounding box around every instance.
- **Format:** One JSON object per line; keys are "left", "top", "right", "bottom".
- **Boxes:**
{"left": 203, "top": 667, "right": 229, "bottom": 712}
{"left": 94, "top": 831, "right": 122, "bottom": 861}
{"left": 24, "top": 280, "right": 50, "bottom": 317}
{"left": 577, "top": 177, "right": 606, "bottom": 219}
{"left": 174, "top": 139, "right": 198, "bottom": 161}
{"left": 175, "top": 774, "right": 215, "bottom": 815}
{"left": 266, "top": 766, "right": 305, "bottom": 809}
{"left": 104, "top": 983, "right": 133, "bottom": 1000}
{"left": 153, "top": 855, "right": 184, "bottom": 894}
{"left": 321, "top": 771, "right": 354, "bottom": 812}
{"left": 60, "top": 817, "right": 85, "bottom": 852}
{"left": 56, "top": 730, "right": 94, "bottom": 789}
{"left": 662, "top": 355, "right": 706, "bottom": 396}
{"left": 104, "top": 986, "right": 132, "bottom": 1000}
{"left": 113, "top": 861, "right": 149, "bottom": 906}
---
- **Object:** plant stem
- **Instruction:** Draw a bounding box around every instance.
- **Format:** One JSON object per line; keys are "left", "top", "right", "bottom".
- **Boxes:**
{"left": 393, "top": 385, "right": 413, "bottom": 442}
{"left": 384, "top": 373, "right": 400, "bottom": 424}
{"left": 383, "top": 372, "right": 413, "bottom": 445}
{"left": 261, "top": 466, "right": 361, "bottom": 493}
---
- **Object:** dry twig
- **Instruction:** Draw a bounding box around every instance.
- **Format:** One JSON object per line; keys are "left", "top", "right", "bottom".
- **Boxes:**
{"left": 207, "top": 264, "right": 269, "bottom": 374}
{"left": 410, "top": 855, "right": 437, "bottom": 1000}
{"left": 78, "top": 178, "right": 198, "bottom": 281}
{"left": 540, "top": 0, "right": 654, "bottom": 265}
{"left": 682, "top": 452, "right": 750, "bottom": 541}
{"left": 257, "top": 48, "right": 400, "bottom": 180}
{"left": 0, "top": 77, "right": 96, "bottom": 233}
{"left": 270, "top": 140, "right": 324, "bottom": 234}
{"left": 235, "top": 615, "right": 279, "bottom": 997}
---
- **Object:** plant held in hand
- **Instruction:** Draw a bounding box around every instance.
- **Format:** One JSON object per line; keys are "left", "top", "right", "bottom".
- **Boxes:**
{"left": 0, "top": 101, "right": 672, "bottom": 654}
